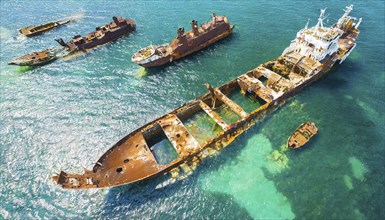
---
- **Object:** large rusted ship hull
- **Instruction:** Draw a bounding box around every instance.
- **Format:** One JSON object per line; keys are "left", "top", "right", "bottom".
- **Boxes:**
{"left": 61, "top": 17, "right": 136, "bottom": 52}
{"left": 67, "top": 22, "right": 135, "bottom": 51}
{"left": 53, "top": 7, "right": 360, "bottom": 189}
{"left": 139, "top": 26, "right": 234, "bottom": 68}
{"left": 132, "top": 14, "right": 234, "bottom": 68}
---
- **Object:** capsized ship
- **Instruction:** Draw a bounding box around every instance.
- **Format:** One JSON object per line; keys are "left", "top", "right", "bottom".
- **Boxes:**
{"left": 19, "top": 19, "right": 71, "bottom": 37}
{"left": 9, "top": 17, "right": 135, "bottom": 66}
{"left": 53, "top": 6, "right": 361, "bottom": 189}
{"left": 131, "top": 13, "right": 234, "bottom": 67}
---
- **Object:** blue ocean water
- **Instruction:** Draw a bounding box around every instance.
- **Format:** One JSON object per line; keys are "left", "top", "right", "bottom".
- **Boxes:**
{"left": 0, "top": 0, "right": 384, "bottom": 219}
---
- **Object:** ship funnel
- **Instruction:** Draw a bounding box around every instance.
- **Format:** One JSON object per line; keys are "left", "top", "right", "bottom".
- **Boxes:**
{"left": 191, "top": 20, "right": 199, "bottom": 36}
{"left": 212, "top": 13, "right": 217, "bottom": 25}
{"left": 177, "top": 27, "right": 185, "bottom": 39}
{"left": 112, "top": 16, "right": 120, "bottom": 24}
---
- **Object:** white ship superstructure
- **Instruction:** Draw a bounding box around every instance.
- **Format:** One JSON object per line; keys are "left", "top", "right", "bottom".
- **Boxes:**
{"left": 283, "top": 5, "right": 361, "bottom": 63}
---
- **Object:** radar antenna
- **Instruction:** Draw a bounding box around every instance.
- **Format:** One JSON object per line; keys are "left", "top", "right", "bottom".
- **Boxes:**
{"left": 315, "top": 8, "right": 327, "bottom": 35}
{"left": 337, "top": 5, "right": 354, "bottom": 28}
{"left": 304, "top": 18, "right": 310, "bottom": 29}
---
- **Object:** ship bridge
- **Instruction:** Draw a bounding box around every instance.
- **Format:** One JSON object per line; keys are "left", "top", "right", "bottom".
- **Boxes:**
{"left": 282, "top": 52, "right": 322, "bottom": 77}
{"left": 283, "top": 7, "right": 349, "bottom": 62}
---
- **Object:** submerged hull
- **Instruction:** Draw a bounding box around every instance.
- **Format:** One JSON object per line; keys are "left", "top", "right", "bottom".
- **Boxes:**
{"left": 9, "top": 17, "right": 135, "bottom": 66}
{"left": 8, "top": 56, "right": 57, "bottom": 66}
{"left": 8, "top": 49, "right": 59, "bottom": 66}
{"left": 54, "top": 7, "right": 361, "bottom": 189}
{"left": 132, "top": 15, "right": 234, "bottom": 68}
{"left": 65, "top": 19, "right": 136, "bottom": 51}
{"left": 139, "top": 26, "right": 234, "bottom": 68}
{"left": 19, "top": 20, "right": 71, "bottom": 37}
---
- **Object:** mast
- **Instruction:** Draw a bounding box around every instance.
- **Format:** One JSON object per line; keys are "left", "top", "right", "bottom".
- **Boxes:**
{"left": 355, "top": 17, "right": 362, "bottom": 29}
{"left": 314, "top": 8, "right": 327, "bottom": 35}
{"left": 336, "top": 4, "right": 353, "bottom": 28}
{"left": 304, "top": 18, "right": 310, "bottom": 30}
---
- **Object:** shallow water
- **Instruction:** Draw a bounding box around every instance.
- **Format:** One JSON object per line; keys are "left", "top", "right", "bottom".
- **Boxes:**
{"left": 183, "top": 110, "right": 222, "bottom": 145}
{"left": 0, "top": 0, "right": 384, "bottom": 219}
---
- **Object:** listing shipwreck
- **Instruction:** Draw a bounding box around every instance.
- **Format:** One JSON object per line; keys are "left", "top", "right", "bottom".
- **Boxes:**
{"left": 9, "top": 17, "right": 136, "bottom": 66}
{"left": 54, "top": 17, "right": 135, "bottom": 51}
{"left": 53, "top": 6, "right": 361, "bottom": 189}
{"left": 19, "top": 19, "right": 71, "bottom": 37}
{"left": 131, "top": 13, "right": 234, "bottom": 67}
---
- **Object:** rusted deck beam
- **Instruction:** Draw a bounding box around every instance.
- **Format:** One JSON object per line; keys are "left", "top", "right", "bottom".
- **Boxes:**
{"left": 253, "top": 67, "right": 293, "bottom": 93}
{"left": 198, "top": 100, "right": 228, "bottom": 130}
{"left": 158, "top": 114, "right": 200, "bottom": 157}
{"left": 212, "top": 88, "right": 249, "bottom": 119}
{"left": 237, "top": 74, "right": 275, "bottom": 103}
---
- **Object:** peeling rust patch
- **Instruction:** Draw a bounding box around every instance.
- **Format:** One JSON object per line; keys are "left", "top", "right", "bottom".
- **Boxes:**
{"left": 158, "top": 114, "right": 200, "bottom": 157}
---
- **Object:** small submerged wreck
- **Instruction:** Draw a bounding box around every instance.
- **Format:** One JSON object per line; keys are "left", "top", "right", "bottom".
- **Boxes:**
{"left": 288, "top": 122, "right": 318, "bottom": 149}
{"left": 19, "top": 19, "right": 71, "bottom": 37}
{"left": 53, "top": 6, "right": 361, "bottom": 189}
{"left": 9, "top": 17, "right": 136, "bottom": 66}
{"left": 131, "top": 13, "right": 234, "bottom": 67}
{"left": 8, "top": 49, "right": 57, "bottom": 66}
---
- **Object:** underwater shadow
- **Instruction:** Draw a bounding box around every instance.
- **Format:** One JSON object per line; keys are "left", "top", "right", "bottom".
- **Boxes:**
{"left": 315, "top": 59, "right": 363, "bottom": 90}
{"left": 102, "top": 174, "right": 182, "bottom": 217}
{"left": 263, "top": 90, "right": 384, "bottom": 219}
{"left": 13, "top": 65, "right": 38, "bottom": 74}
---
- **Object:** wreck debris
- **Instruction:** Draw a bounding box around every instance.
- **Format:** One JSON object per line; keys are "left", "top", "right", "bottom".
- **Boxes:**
{"left": 267, "top": 150, "right": 289, "bottom": 171}
{"left": 53, "top": 6, "right": 361, "bottom": 189}
{"left": 9, "top": 17, "right": 135, "bottom": 66}
{"left": 19, "top": 19, "right": 71, "bottom": 37}
{"left": 131, "top": 13, "right": 234, "bottom": 67}
{"left": 287, "top": 122, "right": 318, "bottom": 149}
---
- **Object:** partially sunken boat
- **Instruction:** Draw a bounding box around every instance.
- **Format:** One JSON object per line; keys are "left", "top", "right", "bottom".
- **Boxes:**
{"left": 53, "top": 6, "right": 361, "bottom": 189}
{"left": 288, "top": 122, "right": 318, "bottom": 149}
{"left": 19, "top": 19, "right": 71, "bottom": 37}
{"left": 131, "top": 13, "right": 234, "bottom": 67}
{"left": 9, "top": 17, "right": 135, "bottom": 66}
{"left": 55, "top": 17, "right": 135, "bottom": 52}
{"left": 8, "top": 49, "right": 58, "bottom": 66}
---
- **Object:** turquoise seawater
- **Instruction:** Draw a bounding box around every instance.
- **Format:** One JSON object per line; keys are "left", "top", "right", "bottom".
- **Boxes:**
{"left": 1, "top": 0, "right": 384, "bottom": 219}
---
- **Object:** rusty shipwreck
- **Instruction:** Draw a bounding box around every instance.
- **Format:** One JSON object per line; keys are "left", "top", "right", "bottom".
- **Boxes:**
{"left": 53, "top": 6, "right": 361, "bottom": 189}
{"left": 8, "top": 49, "right": 58, "bottom": 66}
{"left": 131, "top": 13, "right": 234, "bottom": 67}
{"left": 9, "top": 17, "right": 135, "bottom": 66}
{"left": 19, "top": 19, "right": 71, "bottom": 37}
{"left": 54, "top": 16, "right": 135, "bottom": 51}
